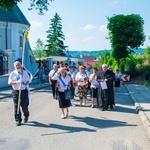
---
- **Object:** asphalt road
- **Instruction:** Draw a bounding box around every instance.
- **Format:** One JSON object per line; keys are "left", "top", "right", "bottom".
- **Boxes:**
{"left": 0, "top": 85, "right": 150, "bottom": 150}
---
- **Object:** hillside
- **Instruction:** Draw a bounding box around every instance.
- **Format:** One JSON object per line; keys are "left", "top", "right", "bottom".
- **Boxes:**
{"left": 68, "top": 48, "right": 145, "bottom": 58}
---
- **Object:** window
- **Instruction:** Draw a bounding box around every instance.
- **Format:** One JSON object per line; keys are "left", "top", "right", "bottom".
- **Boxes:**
{"left": 19, "top": 36, "right": 23, "bottom": 47}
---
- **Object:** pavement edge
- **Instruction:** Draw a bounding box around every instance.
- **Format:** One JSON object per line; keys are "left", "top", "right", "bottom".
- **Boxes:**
{"left": 125, "top": 84, "right": 150, "bottom": 138}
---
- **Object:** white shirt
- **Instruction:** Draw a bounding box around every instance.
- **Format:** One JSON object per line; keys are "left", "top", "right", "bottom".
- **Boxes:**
{"left": 89, "top": 73, "right": 99, "bottom": 88}
{"left": 57, "top": 75, "right": 70, "bottom": 92}
{"left": 115, "top": 71, "right": 122, "bottom": 79}
{"left": 75, "top": 71, "right": 88, "bottom": 86}
{"left": 48, "top": 69, "right": 58, "bottom": 80}
{"left": 8, "top": 70, "right": 30, "bottom": 90}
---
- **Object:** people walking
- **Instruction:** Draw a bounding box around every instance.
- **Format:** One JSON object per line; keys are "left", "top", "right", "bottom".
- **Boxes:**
{"left": 97, "top": 64, "right": 115, "bottom": 111}
{"left": 8, "top": 61, "right": 30, "bottom": 126}
{"left": 75, "top": 66, "right": 88, "bottom": 106}
{"left": 89, "top": 68, "right": 99, "bottom": 108}
{"left": 49, "top": 64, "right": 58, "bottom": 99}
{"left": 114, "top": 69, "right": 122, "bottom": 92}
{"left": 38, "top": 65, "right": 45, "bottom": 86}
{"left": 56, "top": 68, "right": 71, "bottom": 119}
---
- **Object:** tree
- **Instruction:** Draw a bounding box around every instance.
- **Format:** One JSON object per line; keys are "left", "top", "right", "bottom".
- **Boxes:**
{"left": 0, "top": 0, "right": 54, "bottom": 14}
{"left": 34, "top": 38, "right": 46, "bottom": 66}
{"left": 107, "top": 14, "right": 145, "bottom": 66}
{"left": 45, "top": 13, "right": 67, "bottom": 56}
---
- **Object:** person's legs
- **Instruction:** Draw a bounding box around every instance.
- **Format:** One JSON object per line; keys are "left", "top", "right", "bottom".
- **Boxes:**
{"left": 12, "top": 90, "right": 22, "bottom": 125}
{"left": 21, "top": 90, "right": 29, "bottom": 123}
{"left": 83, "top": 84, "right": 88, "bottom": 105}
{"left": 78, "top": 85, "right": 83, "bottom": 106}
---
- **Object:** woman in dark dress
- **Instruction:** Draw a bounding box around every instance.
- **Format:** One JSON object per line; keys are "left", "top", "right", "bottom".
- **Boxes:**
{"left": 56, "top": 68, "right": 71, "bottom": 119}
{"left": 97, "top": 64, "right": 115, "bottom": 111}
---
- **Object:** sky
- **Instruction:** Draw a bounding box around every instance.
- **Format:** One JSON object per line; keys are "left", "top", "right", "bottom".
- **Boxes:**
{"left": 18, "top": 0, "right": 150, "bottom": 51}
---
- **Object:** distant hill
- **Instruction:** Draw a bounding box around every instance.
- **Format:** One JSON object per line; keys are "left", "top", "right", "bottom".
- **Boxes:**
{"left": 68, "top": 48, "right": 145, "bottom": 58}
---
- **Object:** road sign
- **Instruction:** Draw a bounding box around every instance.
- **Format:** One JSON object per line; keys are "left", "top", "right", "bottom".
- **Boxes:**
{"left": 121, "top": 74, "right": 130, "bottom": 81}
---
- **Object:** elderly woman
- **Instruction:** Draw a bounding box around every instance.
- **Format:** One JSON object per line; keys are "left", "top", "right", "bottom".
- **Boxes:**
{"left": 75, "top": 66, "right": 88, "bottom": 106}
{"left": 56, "top": 68, "right": 71, "bottom": 119}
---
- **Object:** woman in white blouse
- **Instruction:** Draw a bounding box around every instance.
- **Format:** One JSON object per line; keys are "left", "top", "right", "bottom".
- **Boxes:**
{"left": 56, "top": 68, "right": 71, "bottom": 119}
{"left": 75, "top": 66, "right": 88, "bottom": 106}
{"left": 89, "top": 68, "right": 99, "bottom": 108}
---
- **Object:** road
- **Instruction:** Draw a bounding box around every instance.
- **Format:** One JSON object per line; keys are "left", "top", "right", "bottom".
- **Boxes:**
{"left": 0, "top": 85, "right": 150, "bottom": 150}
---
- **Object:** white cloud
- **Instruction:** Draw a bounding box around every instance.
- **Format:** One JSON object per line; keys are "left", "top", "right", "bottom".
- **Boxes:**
{"left": 29, "top": 20, "right": 44, "bottom": 28}
{"left": 83, "top": 36, "right": 96, "bottom": 42}
{"left": 99, "top": 24, "right": 108, "bottom": 33}
{"left": 83, "top": 24, "right": 96, "bottom": 31}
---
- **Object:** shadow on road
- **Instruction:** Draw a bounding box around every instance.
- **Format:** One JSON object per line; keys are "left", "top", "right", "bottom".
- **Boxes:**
{"left": 26, "top": 116, "right": 136, "bottom": 136}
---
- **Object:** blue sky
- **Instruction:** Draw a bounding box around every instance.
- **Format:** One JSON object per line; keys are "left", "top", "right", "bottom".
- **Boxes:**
{"left": 18, "top": 0, "right": 150, "bottom": 51}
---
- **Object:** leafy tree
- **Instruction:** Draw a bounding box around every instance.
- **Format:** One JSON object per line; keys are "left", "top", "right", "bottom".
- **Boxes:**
{"left": 107, "top": 14, "right": 145, "bottom": 67}
{"left": 0, "top": 0, "right": 54, "bottom": 14}
{"left": 45, "top": 13, "right": 67, "bottom": 56}
{"left": 34, "top": 38, "right": 46, "bottom": 59}
{"left": 145, "top": 46, "right": 150, "bottom": 56}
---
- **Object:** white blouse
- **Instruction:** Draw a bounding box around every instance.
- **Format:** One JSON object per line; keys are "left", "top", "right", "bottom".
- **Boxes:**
{"left": 75, "top": 72, "right": 88, "bottom": 86}
{"left": 57, "top": 75, "right": 71, "bottom": 92}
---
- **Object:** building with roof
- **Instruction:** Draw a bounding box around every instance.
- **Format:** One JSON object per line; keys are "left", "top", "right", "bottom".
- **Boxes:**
{"left": 0, "top": 5, "right": 30, "bottom": 87}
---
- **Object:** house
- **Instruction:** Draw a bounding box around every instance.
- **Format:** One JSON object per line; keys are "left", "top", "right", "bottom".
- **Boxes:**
{"left": 83, "top": 56, "right": 95, "bottom": 66}
{"left": 0, "top": 5, "right": 30, "bottom": 87}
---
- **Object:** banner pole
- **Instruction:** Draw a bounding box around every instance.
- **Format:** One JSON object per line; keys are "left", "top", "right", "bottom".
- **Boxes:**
{"left": 17, "top": 31, "right": 26, "bottom": 115}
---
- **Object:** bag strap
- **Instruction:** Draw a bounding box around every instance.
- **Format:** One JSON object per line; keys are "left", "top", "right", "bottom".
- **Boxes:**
{"left": 52, "top": 70, "right": 57, "bottom": 78}
{"left": 59, "top": 77, "right": 67, "bottom": 87}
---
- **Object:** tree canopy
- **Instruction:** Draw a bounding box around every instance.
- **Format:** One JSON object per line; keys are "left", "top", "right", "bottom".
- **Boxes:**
{"left": 45, "top": 13, "right": 67, "bottom": 56}
{"left": 0, "top": 0, "right": 54, "bottom": 14}
{"left": 107, "top": 14, "right": 146, "bottom": 64}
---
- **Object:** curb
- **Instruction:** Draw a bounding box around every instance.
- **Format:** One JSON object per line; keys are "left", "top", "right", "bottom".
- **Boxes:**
{"left": 125, "top": 84, "right": 150, "bottom": 138}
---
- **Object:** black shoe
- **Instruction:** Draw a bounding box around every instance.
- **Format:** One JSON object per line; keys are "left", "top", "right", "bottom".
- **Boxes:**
{"left": 16, "top": 121, "right": 21, "bottom": 126}
{"left": 24, "top": 117, "right": 28, "bottom": 123}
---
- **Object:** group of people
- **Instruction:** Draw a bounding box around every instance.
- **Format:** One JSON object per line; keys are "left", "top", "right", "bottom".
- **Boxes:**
{"left": 8, "top": 60, "right": 122, "bottom": 126}
{"left": 48, "top": 63, "right": 123, "bottom": 119}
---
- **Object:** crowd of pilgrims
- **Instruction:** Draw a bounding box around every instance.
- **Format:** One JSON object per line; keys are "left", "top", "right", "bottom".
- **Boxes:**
{"left": 48, "top": 63, "right": 122, "bottom": 119}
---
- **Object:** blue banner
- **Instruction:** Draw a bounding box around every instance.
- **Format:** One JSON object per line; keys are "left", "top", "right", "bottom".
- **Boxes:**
{"left": 22, "top": 31, "right": 39, "bottom": 80}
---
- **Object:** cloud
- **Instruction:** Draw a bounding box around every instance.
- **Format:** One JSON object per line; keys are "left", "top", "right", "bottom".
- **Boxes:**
{"left": 99, "top": 24, "right": 108, "bottom": 33}
{"left": 83, "top": 36, "right": 96, "bottom": 42}
{"left": 29, "top": 20, "right": 44, "bottom": 28}
{"left": 83, "top": 24, "right": 96, "bottom": 31}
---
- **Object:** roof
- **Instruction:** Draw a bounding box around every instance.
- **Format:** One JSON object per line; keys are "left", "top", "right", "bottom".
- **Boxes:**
{"left": 83, "top": 56, "right": 95, "bottom": 66}
{"left": 0, "top": 5, "right": 30, "bottom": 26}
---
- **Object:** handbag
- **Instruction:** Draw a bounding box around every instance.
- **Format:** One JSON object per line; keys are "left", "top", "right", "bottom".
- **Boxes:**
{"left": 59, "top": 77, "right": 72, "bottom": 100}
{"left": 65, "top": 88, "right": 72, "bottom": 100}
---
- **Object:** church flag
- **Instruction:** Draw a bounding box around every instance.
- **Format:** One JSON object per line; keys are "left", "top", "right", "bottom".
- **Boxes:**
{"left": 66, "top": 50, "right": 71, "bottom": 66}
{"left": 22, "top": 31, "right": 39, "bottom": 81}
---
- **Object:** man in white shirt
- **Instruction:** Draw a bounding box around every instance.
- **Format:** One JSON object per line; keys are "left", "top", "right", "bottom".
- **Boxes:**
{"left": 49, "top": 64, "right": 58, "bottom": 99}
{"left": 8, "top": 61, "right": 30, "bottom": 126}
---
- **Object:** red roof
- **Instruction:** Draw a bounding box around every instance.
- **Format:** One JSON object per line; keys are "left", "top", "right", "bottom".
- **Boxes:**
{"left": 83, "top": 56, "right": 94, "bottom": 66}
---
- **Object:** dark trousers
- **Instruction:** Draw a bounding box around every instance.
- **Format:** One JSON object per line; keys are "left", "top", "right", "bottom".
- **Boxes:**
{"left": 101, "top": 89, "right": 108, "bottom": 110}
{"left": 51, "top": 80, "right": 58, "bottom": 98}
{"left": 12, "top": 89, "right": 29, "bottom": 122}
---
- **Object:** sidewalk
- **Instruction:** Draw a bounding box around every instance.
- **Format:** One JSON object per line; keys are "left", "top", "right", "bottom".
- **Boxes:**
{"left": 125, "top": 84, "right": 150, "bottom": 137}
{"left": 0, "top": 83, "right": 50, "bottom": 100}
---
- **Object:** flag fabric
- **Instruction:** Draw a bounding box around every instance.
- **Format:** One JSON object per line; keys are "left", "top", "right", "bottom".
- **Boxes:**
{"left": 22, "top": 31, "right": 39, "bottom": 81}
{"left": 66, "top": 51, "right": 71, "bottom": 66}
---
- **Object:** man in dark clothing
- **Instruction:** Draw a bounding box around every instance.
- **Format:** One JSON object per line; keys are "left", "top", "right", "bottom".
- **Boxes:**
{"left": 97, "top": 64, "right": 115, "bottom": 111}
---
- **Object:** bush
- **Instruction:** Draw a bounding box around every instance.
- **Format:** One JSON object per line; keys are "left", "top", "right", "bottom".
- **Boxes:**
{"left": 144, "top": 81, "right": 150, "bottom": 88}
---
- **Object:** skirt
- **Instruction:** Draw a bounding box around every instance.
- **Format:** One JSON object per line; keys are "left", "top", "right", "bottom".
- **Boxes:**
{"left": 58, "top": 91, "right": 70, "bottom": 108}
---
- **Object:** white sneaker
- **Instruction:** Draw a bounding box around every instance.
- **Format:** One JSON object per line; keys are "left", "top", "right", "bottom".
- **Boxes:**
{"left": 61, "top": 114, "right": 65, "bottom": 119}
